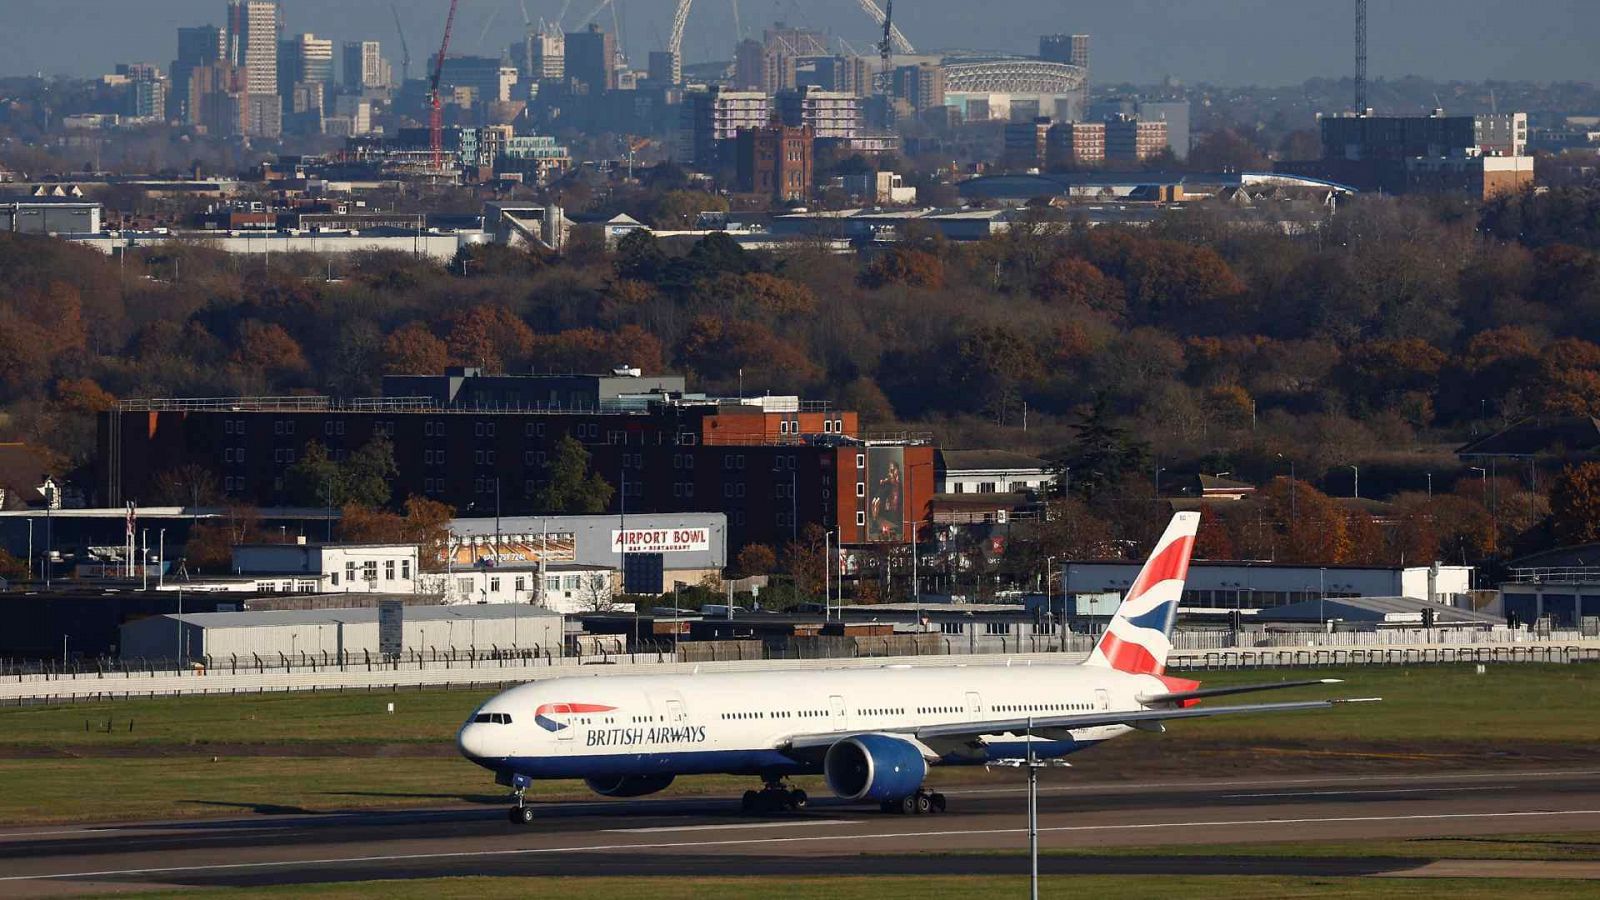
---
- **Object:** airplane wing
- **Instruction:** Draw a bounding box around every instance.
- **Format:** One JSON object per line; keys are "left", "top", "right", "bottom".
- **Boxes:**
{"left": 781, "top": 696, "right": 1379, "bottom": 752}
{"left": 1135, "top": 678, "right": 1346, "bottom": 706}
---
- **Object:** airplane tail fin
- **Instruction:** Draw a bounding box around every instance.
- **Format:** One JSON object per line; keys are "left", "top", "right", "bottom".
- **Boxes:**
{"left": 1083, "top": 511, "right": 1200, "bottom": 677}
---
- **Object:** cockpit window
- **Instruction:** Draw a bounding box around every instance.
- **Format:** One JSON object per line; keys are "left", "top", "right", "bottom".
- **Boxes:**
{"left": 472, "top": 713, "right": 513, "bottom": 724}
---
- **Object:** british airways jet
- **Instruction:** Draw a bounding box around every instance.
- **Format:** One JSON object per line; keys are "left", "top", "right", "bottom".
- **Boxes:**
{"left": 459, "top": 512, "right": 1375, "bottom": 823}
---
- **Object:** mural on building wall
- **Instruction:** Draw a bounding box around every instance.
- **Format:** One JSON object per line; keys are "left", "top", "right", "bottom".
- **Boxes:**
{"left": 866, "top": 446, "right": 905, "bottom": 542}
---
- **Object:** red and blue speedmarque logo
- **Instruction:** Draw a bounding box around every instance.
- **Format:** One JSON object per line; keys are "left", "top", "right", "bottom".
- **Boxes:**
{"left": 534, "top": 702, "right": 616, "bottom": 732}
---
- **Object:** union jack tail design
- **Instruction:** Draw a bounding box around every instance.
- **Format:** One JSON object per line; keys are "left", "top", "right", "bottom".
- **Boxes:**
{"left": 1084, "top": 512, "right": 1200, "bottom": 676}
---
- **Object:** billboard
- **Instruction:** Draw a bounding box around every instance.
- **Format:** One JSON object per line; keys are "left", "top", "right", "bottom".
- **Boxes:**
{"left": 612, "top": 528, "right": 712, "bottom": 554}
{"left": 865, "top": 446, "right": 905, "bottom": 542}
{"left": 378, "top": 600, "right": 403, "bottom": 656}
{"left": 445, "top": 533, "right": 577, "bottom": 567}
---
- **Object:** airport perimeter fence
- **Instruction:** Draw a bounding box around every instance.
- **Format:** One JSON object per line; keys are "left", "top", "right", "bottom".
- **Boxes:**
{"left": 4, "top": 625, "right": 1597, "bottom": 682}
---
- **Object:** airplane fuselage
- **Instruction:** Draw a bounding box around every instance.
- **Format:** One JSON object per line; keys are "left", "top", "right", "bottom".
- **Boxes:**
{"left": 458, "top": 663, "right": 1165, "bottom": 782}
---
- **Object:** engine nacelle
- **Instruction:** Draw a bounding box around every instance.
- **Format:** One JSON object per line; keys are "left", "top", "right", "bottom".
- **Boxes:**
{"left": 584, "top": 774, "right": 676, "bottom": 797}
{"left": 824, "top": 734, "right": 928, "bottom": 802}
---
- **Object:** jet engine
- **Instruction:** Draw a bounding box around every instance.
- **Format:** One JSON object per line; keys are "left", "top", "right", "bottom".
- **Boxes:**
{"left": 584, "top": 774, "right": 676, "bottom": 797}
{"left": 824, "top": 734, "right": 928, "bottom": 802}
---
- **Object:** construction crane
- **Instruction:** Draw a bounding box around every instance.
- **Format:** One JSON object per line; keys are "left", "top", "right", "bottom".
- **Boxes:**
{"left": 1354, "top": 0, "right": 1367, "bottom": 113}
{"left": 429, "top": 0, "right": 463, "bottom": 172}
{"left": 856, "top": 0, "right": 913, "bottom": 55}
{"left": 668, "top": 0, "right": 692, "bottom": 62}
{"left": 391, "top": 4, "right": 412, "bottom": 84}
{"left": 877, "top": 0, "right": 893, "bottom": 72}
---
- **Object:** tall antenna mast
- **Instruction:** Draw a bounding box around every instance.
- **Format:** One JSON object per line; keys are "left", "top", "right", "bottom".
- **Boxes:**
{"left": 1354, "top": 0, "right": 1367, "bottom": 113}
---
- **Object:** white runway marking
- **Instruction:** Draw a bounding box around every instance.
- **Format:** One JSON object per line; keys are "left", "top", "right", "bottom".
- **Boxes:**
{"left": 610, "top": 819, "right": 861, "bottom": 833}
{"left": 1222, "top": 786, "right": 1517, "bottom": 799}
{"left": 6, "top": 808, "right": 1600, "bottom": 883}
{"left": 0, "top": 829, "right": 111, "bottom": 839}
{"left": 944, "top": 768, "right": 1600, "bottom": 798}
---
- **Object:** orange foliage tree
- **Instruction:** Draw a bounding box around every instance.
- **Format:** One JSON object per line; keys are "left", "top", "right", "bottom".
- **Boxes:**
{"left": 1550, "top": 462, "right": 1600, "bottom": 545}
{"left": 383, "top": 322, "right": 451, "bottom": 376}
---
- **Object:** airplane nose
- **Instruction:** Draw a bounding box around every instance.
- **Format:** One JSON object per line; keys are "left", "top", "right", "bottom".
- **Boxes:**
{"left": 458, "top": 722, "right": 492, "bottom": 762}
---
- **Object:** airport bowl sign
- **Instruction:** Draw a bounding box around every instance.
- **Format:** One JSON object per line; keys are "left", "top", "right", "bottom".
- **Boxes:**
{"left": 612, "top": 528, "right": 710, "bottom": 554}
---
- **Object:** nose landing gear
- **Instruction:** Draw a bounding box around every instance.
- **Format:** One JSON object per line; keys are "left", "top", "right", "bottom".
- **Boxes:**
{"left": 506, "top": 773, "right": 535, "bottom": 825}
{"left": 740, "top": 779, "right": 809, "bottom": 813}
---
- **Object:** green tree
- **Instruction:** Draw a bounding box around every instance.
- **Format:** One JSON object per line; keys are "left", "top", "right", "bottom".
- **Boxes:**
{"left": 535, "top": 436, "right": 615, "bottom": 514}
{"left": 1047, "top": 397, "right": 1151, "bottom": 499}
{"left": 283, "top": 440, "right": 343, "bottom": 507}
{"left": 342, "top": 436, "right": 398, "bottom": 508}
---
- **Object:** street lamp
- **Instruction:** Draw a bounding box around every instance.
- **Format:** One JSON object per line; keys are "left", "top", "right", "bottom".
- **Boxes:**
{"left": 1044, "top": 555, "right": 1058, "bottom": 651}
{"left": 1276, "top": 453, "right": 1296, "bottom": 522}
{"left": 1469, "top": 466, "right": 1487, "bottom": 491}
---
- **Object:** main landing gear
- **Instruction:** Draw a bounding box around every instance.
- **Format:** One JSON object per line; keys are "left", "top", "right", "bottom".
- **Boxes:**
{"left": 740, "top": 779, "right": 808, "bottom": 814}
{"left": 879, "top": 788, "right": 946, "bottom": 815}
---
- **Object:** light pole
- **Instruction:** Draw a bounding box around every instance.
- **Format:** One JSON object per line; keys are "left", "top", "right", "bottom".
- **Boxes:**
{"left": 1349, "top": 465, "right": 1360, "bottom": 500}
{"left": 26, "top": 518, "right": 32, "bottom": 581}
{"left": 1045, "top": 555, "right": 1058, "bottom": 651}
{"left": 1277, "top": 453, "right": 1296, "bottom": 523}
{"left": 991, "top": 718, "right": 1066, "bottom": 900}
{"left": 824, "top": 529, "right": 834, "bottom": 621}
{"left": 1469, "top": 466, "right": 1487, "bottom": 492}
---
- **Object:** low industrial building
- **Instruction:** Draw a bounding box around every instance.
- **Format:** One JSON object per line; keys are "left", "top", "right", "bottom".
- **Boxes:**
{"left": 422, "top": 562, "right": 617, "bottom": 613}
{"left": 936, "top": 449, "right": 1051, "bottom": 495}
{"left": 448, "top": 512, "right": 728, "bottom": 590}
{"left": 230, "top": 542, "right": 419, "bottom": 594}
{"left": 119, "top": 603, "right": 563, "bottom": 661}
{"left": 1061, "top": 561, "right": 1474, "bottom": 610}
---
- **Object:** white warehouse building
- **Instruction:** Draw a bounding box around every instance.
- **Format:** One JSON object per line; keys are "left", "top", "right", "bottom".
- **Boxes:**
{"left": 119, "top": 604, "right": 563, "bottom": 661}
{"left": 1061, "top": 561, "right": 1474, "bottom": 610}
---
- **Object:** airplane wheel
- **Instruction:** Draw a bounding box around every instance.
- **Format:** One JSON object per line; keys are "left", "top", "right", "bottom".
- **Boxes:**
{"left": 790, "top": 789, "right": 808, "bottom": 809}
{"left": 899, "top": 795, "right": 918, "bottom": 815}
{"left": 930, "top": 793, "right": 947, "bottom": 813}
{"left": 914, "top": 794, "right": 932, "bottom": 815}
{"left": 509, "top": 805, "right": 535, "bottom": 825}
{"left": 741, "top": 790, "right": 759, "bottom": 813}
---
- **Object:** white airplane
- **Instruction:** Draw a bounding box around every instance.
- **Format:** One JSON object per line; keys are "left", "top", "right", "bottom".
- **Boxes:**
{"left": 459, "top": 511, "right": 1376, "bottom": 824}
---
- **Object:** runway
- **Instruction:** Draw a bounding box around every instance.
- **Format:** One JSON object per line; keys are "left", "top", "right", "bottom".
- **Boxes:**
{"left": 2, "top": 767, "right": 1600, "bottom": 895}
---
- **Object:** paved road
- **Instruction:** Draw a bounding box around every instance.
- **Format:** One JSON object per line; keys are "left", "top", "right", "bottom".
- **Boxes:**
{"left": 2, "top": 768, "right": 1599, "bottom": 895}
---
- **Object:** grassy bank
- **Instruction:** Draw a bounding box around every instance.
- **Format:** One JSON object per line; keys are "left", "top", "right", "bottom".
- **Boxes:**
{"left": 0, "top": 665, "right": 1592, "bottom": 824}
{"left": 3, "top": 664, "right": 1594, "bottom": 748}
{"left": 116, "top": 875, "right": 1600, "bottom": 900}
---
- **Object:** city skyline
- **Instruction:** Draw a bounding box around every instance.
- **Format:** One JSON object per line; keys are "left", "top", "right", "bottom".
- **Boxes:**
{"left": 0, "top": 0, "right": 1593, "bottom": 85}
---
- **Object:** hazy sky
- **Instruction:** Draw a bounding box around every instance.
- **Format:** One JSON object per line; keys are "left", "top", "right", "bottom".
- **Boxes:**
{"left": 0, "top": 0, "right": 1592, "bottom": 84}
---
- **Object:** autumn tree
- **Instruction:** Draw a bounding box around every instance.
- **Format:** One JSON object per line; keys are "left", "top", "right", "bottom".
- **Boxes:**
{"left": 399, "top": 495, "right": 455, "bottom": 570}
{"left": 859, "top": 248, "right": 945, "bottom": 290}
{"left": 732, "top": 543, "right": 777, "bottom": 577}
{"left": 780, "top": 523, "right": 828, "bottom": 596}
{"left": 1550, "top": 462, "right": 1600, "bottom": 545}
{"left": 442, "top": 304, "right": 535, "bottom": 371}
{"left": 383, "top": 322, "right": 450, "bottom": 376}
{"left": 535, "top": 435, "right": 614, "bottom": 514}
{"left": 152, "top": 464, "right": 222, "bottom": 507}
{"left": 183, "top": 506, "right": 264, "bottom": 572}
{"left": 1187, "top": 128, "right": 1270, "bottom": 172}
{"left": 230, "top": 320, "right": 309, "bottom": 378}
{"left": 1031, "top": 256, "right": 1124, "bottom": 317}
